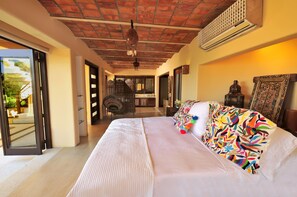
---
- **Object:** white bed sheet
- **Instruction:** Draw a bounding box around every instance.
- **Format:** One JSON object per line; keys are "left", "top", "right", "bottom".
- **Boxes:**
{"left": 144, "top": 117, "right": 297, "bottom": 197}
{"left": 67, "top": 118, "right": 154, "bottom": 197}
{"left": 68, "top": 117, "right": 297, "bottom": 197}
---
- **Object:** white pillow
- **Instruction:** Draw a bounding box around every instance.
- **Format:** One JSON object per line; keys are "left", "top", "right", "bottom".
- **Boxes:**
{"left": 188, "top": 101, "right": 209, "bottom": 138}
{"left": 260, "top": 127, "right": 297, "bottom": 180}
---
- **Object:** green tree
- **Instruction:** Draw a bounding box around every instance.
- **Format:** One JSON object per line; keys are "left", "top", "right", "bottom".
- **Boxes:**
{"left": 3, "top": 74, "right": 24, "bottom": 112}
{"left": 14, "top": 61, "right": 30, "bottom": 72}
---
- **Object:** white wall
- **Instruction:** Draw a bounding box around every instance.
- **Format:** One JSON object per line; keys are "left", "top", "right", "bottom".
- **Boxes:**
{"left": 156, "top": 0, "right": 297, "bottom": 110}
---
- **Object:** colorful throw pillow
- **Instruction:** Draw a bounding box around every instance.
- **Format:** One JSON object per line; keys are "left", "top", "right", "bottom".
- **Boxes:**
{"left": 175, "top": 114, "right": 198, "bottom": 134}
{"left": 202, "top": 105, "right": 276, "bottom": 174}
{"left": 173, "top": 100, "right": 198, "bottom": 123}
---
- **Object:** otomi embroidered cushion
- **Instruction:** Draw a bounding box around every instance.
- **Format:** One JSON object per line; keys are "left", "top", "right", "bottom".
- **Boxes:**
{"left": 175, "top": 114, "right": 198, "bottom": 134}
{"left": 202, "top": 105, "right": 276, "bottom": 174}
{"left": 173, "top": 100, "right": 198, "bottom": 123}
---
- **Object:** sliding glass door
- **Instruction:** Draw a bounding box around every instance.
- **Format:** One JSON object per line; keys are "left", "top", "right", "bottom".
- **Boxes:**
{"left": 0, "top": 49, "right": 51, "bottom": 155}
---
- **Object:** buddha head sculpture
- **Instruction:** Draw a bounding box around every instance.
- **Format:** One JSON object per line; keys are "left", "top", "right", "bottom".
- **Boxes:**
{"left": 229, "top": 80, "right": 242, "bottom": 94}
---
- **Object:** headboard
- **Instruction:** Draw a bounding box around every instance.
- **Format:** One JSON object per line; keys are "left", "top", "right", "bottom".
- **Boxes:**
{"left": 282, "top": 109, "right": 297, "bottom": 136}
{"left": 249, "top": 74, "right": 297, "bottom": 126}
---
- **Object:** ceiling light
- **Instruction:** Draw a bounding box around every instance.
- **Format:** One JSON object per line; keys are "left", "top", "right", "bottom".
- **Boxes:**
{"left": 127, "top": 49, "right": 137, "bottom": 57}
{"left": 126, "top": 20, "right": 138, "bottom": 57}
{"left": 133, "top": 58, "right": 140, "bottom": 70}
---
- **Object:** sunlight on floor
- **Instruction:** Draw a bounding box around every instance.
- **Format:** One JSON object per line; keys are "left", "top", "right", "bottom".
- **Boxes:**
{"left": 0, "top": 147, "right": 62, "bottom": 196}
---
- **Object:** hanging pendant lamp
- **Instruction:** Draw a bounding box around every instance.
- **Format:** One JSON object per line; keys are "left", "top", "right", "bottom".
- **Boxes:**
{"left": 126, "top": 20, "right": 138, "bottom": 57}
{"left": 133, "top": 58, "right": 140, "bottom": 70}
{"left": 126, "top": 20, "right": 138, "bottom": 46}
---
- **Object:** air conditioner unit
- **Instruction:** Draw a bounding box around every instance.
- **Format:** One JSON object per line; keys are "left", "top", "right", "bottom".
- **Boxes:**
{"left": 198, "top": 0, "right": 263, "bottom": 51}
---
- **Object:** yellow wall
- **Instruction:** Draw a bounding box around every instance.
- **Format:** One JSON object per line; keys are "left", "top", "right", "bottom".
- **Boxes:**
{"left": 156, "top": 43, "right": 198, "bottom": 104}
{"left": 157, "top": 0, "right": 297, "bottom": 110}
{"left": 195, "top": 0, "right": 297, "bottom": 109}
{"left": 195, "top": 0, "right": 297, "bottom": 65}
{"left": 198, "top": 38, "right": 297, "bottom": 109}
{"left": 113, "top": 69, "right": 156, "bottom": 76}
{"left": 47, "top": 48, "right": 78, "bottom": 147}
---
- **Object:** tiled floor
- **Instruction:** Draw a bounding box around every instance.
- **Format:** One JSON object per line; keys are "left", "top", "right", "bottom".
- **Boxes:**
{"left": 105, "top": 107, "right": 165, "bottom": 120}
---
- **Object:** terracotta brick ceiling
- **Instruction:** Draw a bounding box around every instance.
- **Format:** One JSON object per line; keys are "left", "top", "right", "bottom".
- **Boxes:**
{"left": 38, "top": 0, "right": 236, "bottom": 69}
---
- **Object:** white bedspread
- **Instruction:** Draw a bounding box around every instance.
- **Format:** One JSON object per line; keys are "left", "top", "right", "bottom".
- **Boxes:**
{"left": 68, "top": 117, "right": 297, "bottom": 197}
{"left": 67, "top": 118, "right": 154, "bottom": 197}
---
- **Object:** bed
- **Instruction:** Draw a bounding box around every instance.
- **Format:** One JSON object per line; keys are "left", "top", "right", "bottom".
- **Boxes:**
{"left": 67, "top": 107, "right": 297, "bottom": 197}
{"left": 68, "top": 74, "right": 297, "bottom": 197}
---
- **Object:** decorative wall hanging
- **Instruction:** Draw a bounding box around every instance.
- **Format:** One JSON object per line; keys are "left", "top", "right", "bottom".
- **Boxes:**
{"left": 249, "top": 74, "right": 297, "bottom": 125}
{"left": 182, "top": 65, "right": 189, "bottom": 74}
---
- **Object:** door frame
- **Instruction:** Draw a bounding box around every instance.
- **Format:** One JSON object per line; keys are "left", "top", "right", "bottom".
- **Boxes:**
{"left": 173, "top": 66, "right": 183, "bottom": 106}
{"left": 34, "top": 51, "right": 52, "bottom": 149}
{"left": 158, "top": 73, "right": 169, "bottom": 107}
{"left": 0, "top": 48, "right": 51, "bottom": 155}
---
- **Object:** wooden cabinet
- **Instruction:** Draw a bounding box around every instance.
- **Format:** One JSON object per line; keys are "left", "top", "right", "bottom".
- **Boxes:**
{"left": 147, "top": 98, "right": 155, "bottom": 107}
{"left": 115, "top": 75, "right": 155, "bottom": 94}
{"left": 115, "top": 75, "right": 155, "bottom": 107}
{"left": 140, "top": 98, "right": 147, "bottom": 106}
{"left": 135, "top": 98, "right": 140, "bottom": 106}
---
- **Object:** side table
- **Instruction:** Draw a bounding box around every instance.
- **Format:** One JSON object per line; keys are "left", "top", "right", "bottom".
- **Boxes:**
{"left": 166, "top": 107, "right": 179, "bottom": 116}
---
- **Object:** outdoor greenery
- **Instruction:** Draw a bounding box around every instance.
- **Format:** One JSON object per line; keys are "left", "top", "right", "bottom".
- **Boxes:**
{"left": 2, "top": 59, "right": 31, "bottom": 109}
{"left": 5, "top": 96, "right": 16, "bottom": 108}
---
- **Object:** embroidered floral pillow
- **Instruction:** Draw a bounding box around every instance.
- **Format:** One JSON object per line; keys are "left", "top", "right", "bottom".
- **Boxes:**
{"left": 175, "top": 114, "right": 198, "bottom": 134}
{"left": 202, "top": 105, "right": 276, "bottom": 174}
{"left": 173, "top": 100, "right": 198, "bottom": 123}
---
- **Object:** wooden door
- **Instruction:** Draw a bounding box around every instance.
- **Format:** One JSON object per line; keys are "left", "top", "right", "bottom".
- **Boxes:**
{"left": 89, "top": 66, "right": 99, "bottom": 124}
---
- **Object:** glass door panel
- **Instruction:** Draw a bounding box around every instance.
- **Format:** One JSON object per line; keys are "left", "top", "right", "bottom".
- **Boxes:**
{"left": 173, "top": 67, "right": 182, "bottom": 107}
{"left": 0, "top": 49, "right": 43, "bottom": 155}
{"left": 135, "top": 77, "right": 144, "bottom": 93}
{"left": 145, "top": 77, "right": 154, "bottom": 93}
{"left": 2, "top": 57, "right": 36, "bottom": 147}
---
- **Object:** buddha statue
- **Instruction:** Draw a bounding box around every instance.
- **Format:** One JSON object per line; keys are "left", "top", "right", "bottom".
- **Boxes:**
{"left": 224, "top": 80, "right": 244, "bottom": 108}
{"left": 229, "top": 80, "right": 241, "bottom": 94}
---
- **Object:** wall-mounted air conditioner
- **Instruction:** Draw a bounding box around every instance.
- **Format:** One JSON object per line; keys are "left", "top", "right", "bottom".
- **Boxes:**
{"left": 198, "top": 0, "right": 263, "bottom": 51}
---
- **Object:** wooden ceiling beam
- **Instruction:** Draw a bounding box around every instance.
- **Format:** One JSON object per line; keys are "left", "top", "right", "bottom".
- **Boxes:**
{"left": 109, "top": 62, "right": 162, "bottom": 66}
{"left": 92, "top": 48, "right": 175, "bottom": 53}
{"left": 112, "top": 65, "right": 159, "bottom": 69}
{"left": 53, "top": 16, "right": 201, "bottom": 31}
{"left": 80, "top": 37, "right": 187, "bottom": 45}
{"left": 107, "top": 60, "right": 163, "bottom": 63}
{"left": 101, "top": 55, "right": 168, "bottom": 59}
